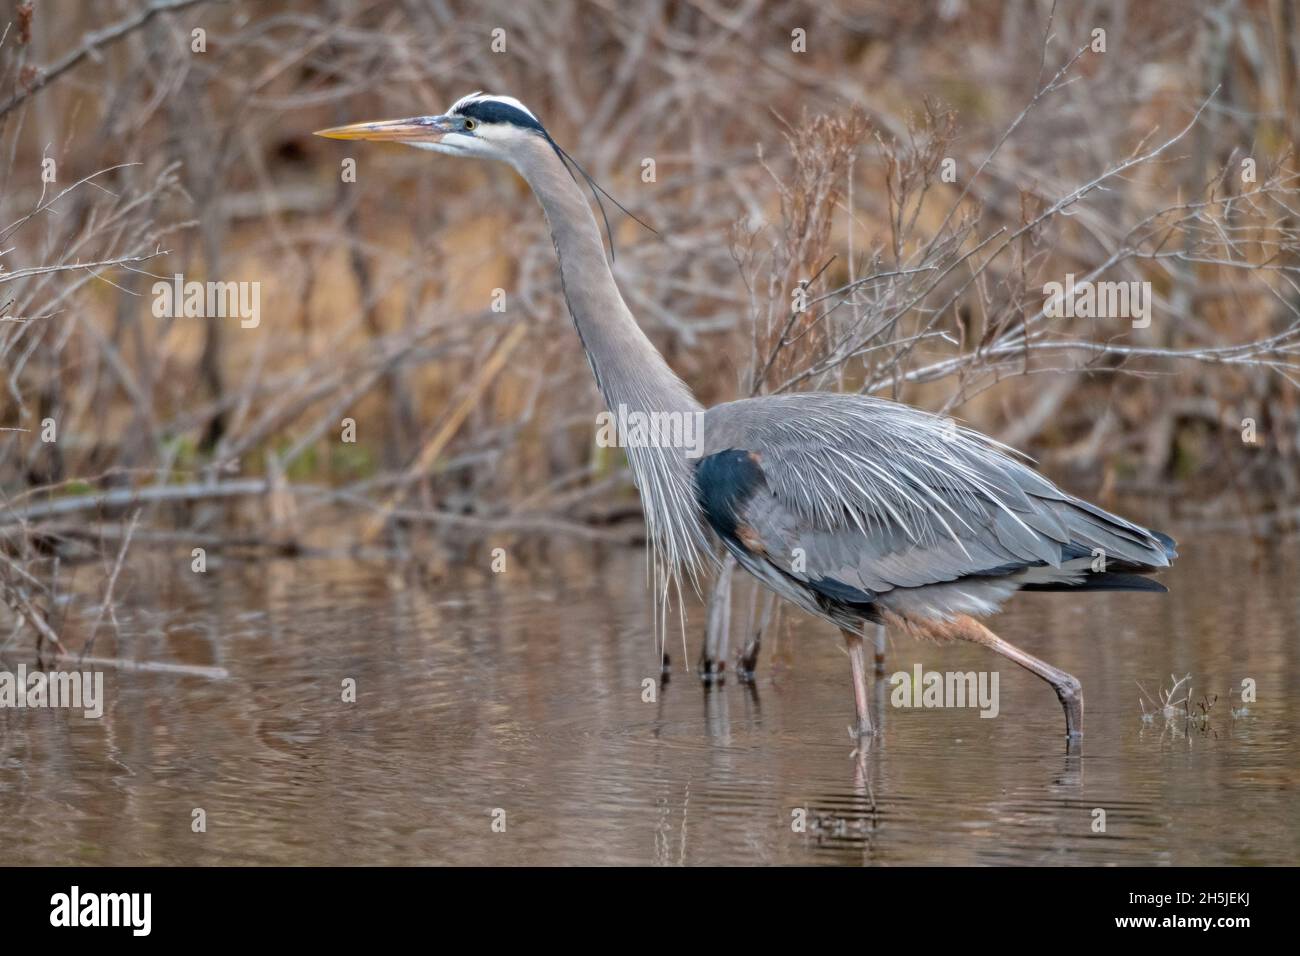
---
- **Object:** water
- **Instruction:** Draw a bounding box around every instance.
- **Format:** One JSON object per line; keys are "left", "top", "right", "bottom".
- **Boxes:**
{"left": 1, "top": 533, "right": 1295, "bottom": 865}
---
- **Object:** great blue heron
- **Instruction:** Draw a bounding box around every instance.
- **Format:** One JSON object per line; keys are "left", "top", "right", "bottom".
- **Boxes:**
{"left": 317, "top": 93, "right": 1177, "bottom": 741}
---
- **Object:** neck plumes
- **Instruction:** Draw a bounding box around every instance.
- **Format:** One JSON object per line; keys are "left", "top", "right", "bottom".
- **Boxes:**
{"left": 512, "top": 137, "right": 710, "bottom": 587}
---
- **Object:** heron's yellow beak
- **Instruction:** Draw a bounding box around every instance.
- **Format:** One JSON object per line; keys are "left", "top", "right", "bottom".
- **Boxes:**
{"left": 313, "top": 115, "right": 455, "bottom": 143}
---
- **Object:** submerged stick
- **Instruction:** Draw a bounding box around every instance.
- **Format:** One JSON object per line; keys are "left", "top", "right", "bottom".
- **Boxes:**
{"left": 55, "top": 653, "right": 229, "bottom": 680}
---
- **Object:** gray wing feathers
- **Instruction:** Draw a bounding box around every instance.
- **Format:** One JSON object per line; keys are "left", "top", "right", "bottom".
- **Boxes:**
{"left": 705, "top": 393, "right": 1172, "bottom": 603}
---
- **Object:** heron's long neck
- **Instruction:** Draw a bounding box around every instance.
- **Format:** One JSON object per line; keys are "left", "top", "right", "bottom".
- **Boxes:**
{"left": 515, "top": 144, "right": 700, "bottom": 420}
{"left": 513, "top": 138, "right": 709, "bottom": 581}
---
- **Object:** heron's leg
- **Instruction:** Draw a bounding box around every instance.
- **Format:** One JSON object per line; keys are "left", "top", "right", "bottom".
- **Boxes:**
{"left": 841, "top": 628, "right": 875, "bottom": 739}
{"left": 873, "top": 623, "right": 888, "bottom": 675}
{"left": 698, "top": 554, "right": 735, "bottom": 683}
{"left": 738, "top": 589, "right": 776, "bottom": 683}
{"left": 949, "top": 614, "right": 1083, "bottom": 739}
{"left": 737, "top": 630, "right": 761, "bottom": 682}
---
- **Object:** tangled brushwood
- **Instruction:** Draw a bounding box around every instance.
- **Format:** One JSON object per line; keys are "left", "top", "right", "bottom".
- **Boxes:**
{"left": 1, "top": 1, "right": 1298, "bottom": 655}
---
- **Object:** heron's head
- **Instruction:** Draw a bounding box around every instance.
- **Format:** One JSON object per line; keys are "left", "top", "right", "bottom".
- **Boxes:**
{"left": 314, "top": 92, "right": 545, "bottom": 165}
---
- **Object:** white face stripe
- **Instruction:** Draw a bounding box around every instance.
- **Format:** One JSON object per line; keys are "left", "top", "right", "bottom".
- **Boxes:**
{"left": 446, "top": 92, "right": 539, "bottom": 123}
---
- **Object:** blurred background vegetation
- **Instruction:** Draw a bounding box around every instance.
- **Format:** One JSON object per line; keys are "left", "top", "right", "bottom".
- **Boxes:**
{"left": 1, "top": 0, "right": 1297, "bottom": 614}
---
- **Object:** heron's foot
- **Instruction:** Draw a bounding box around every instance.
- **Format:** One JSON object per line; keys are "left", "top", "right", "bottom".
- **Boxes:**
{"left": 736, "top": 640, "right": 760, "bottom": 684}
{"left": 697, "top": 653, "right": 725, "bottom": 686}
{"left": 1057, "top": 673, "right": 1084, "bottom": 740}
{"left": 846, "top": 719, "right": 876, "bottom": 741}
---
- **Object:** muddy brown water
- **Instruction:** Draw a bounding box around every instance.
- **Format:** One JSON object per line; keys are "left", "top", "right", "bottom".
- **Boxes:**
{"left": 0, "top": 532, "right": 1295, "bottom": 865}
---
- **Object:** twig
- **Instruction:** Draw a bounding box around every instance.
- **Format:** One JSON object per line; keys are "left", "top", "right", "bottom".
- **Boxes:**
{"left": 55, "top": 653, "right": 229, "bottom": 680}
{"left": 0, "top": 0, "right": 219, "bottom": 121}
{"left": 80, "top": 509, "right": 141, "bottom": 659}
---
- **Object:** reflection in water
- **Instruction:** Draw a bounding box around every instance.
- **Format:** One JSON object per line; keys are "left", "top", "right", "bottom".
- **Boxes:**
{"left": 0, "top": 534, "right": 1295, "bottom": 865}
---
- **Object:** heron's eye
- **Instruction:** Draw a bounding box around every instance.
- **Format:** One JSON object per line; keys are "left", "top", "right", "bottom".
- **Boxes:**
{"left": 464, "top": 118, "right": 477, "bottom": 131}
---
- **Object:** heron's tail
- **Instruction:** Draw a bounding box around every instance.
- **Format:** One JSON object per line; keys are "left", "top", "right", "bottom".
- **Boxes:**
{"left": 1021, "top": 572, "right": 1169, "bottom": 593}
{"left": 1018, "top": 526, "right": 1177, "bottom": 593}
